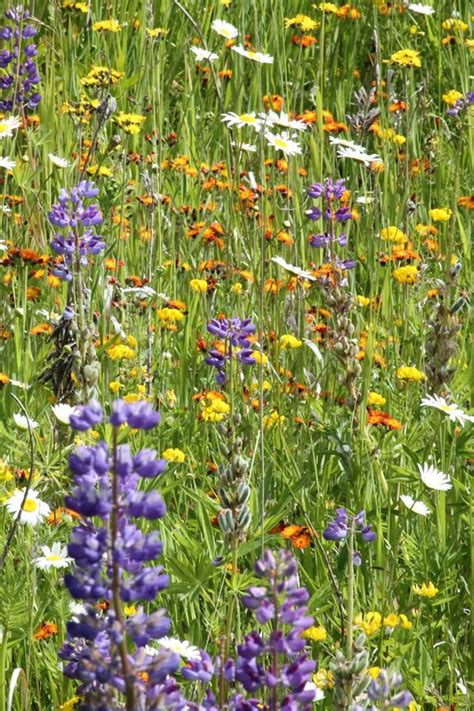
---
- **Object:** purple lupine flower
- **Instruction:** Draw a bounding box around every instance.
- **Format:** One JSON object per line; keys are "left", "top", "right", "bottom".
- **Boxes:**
{"left": 206, "top": 316, "right": 258, "bottom": 384}
{"left": 0, "top": 6, "right": 41, "bottom": 112}
{"left": 446, "top": 91, "right": 474, "bottom": 116}
{"left": 60, "top": 399, "right": 189, "bottom": 709}
{"left": 367, "top": 670, "right": 413, "bottom": 708}
{"left": 323, "top": 508, "right": 376, "bottom": 562}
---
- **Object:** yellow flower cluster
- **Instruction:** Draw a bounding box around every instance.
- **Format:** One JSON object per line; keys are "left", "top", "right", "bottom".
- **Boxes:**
{"left": 380, "top": 226, "right": 407, "bottom": 243}
{"left": 396, "top": 366, "right": 426, "bottom": 382}
{"left": 280, "top": 334, "right": 302, "bottom": 349}
{"left": 92, "top": 19, "right": 121, "bottom": 32}
{"left": 284, "top": 14, "right": 320, "bottom": 31}
{"left": 389, "top": 49, "right": 421, "bottom": 68}
{"left": 442, "top": 90, "right": 463, "bottom": 106}
{"left": 393, "top": 265, "right": 419, "bottom": 284}
{"left": 157, "top": 308, "right": 185, "bottom": 324}
{"left": 429, "top": 207, "right": 452, "bottom": 221}
{"left": 107, "top": 344, "right": 136, "bottom": 361}
{"left": 312, "top": 668, "right": 334, "bottom": 690}
{"left": 442, "top": 18, "right": 468, "bottom": 32}
{"left": 80, "top": 66, "right": 124, "bottom": 88}
{"left": 367, "top": 392, "right": 386, "bottom": 406}
{"left": 162, "top": 448, "right": 186, "bottom": 463}
{"left": 301, "top": 625, "right": 327, "bottom": 642}
{"left": 354, "top": 611, "right": 413, "bottom": 636}
{"left": 115, "top": 113, "right": 146, "bottom": 135}
{"left": 263, "top": 410, "right": 286, "bottom": 429}
{"left": 412, "top": 581, "right": 438, "bottom": 598}
{"left": 190, "top": 278, "right": 208, "bottom": 293}
{"left": 200, "top": 397, "right": 230, "bottom": 423}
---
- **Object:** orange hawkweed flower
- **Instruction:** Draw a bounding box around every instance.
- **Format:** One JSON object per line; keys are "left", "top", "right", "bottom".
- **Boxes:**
{"left": 367, "top": 409, "right": 402, "bottom": 430}
{"left": 263, "top": 94, "right": 284, "bottom": 112}
{"left": 458, "top": 195, "right": 474, "bottom": 209}
{"left": 34, "top": 622, "right": 58, "bottom": 640}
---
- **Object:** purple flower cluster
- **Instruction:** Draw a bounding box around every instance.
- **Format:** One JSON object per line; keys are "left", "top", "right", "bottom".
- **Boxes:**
{"left": 365, "top": 670, "right": 413, "bottom": 709}
{"left": 446, "top": 91, "right": 474, "bottom": 117}
{"left": 305, "top": 178, "right": 356, "bottom": 269}
{"left": 206, "top": 317, "right": 257, "bottom": 384}
{"left": 184, "top": 550, "right": 317, "bottom": 711}
{"left": 59, "top": 399, "right": 188, "bottom": 710}
{"left": 48, "top": 181, "right": 104, "bottom": 282}
{"left": 323, "top": 509, "right": 376, "bottom": 565}
{"left": 0, "top": 5, "right": 41, "bottom": 112}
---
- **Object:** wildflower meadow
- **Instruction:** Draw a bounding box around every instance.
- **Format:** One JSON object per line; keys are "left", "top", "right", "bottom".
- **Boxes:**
{"left": 0, "top": 0, "right": 472, "bottom": 709}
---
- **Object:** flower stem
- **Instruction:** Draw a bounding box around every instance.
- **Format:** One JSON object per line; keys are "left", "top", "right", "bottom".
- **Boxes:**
{"left": 346, "top": 519, "right": 355, "bottom": 660}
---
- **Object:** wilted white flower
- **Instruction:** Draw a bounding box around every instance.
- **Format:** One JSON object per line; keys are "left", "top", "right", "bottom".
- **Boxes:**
{"left": 329, "top": 137, "right": 382, "bottom": 167}
{"left": 190, "top": 46, "right": 218, "bottom": 62}
{"left": 407, "top": 3, "right": 435, "bottom": 15}
{"left": 259, "top": 110, "right": 307, "bottom": 132}
{"left": 13, "top": 413, "right": 39, "bottom": 430}
{"left": 48, "top": 153, "right": 70, "bottom": 168}
{"left": 400, "top": 494, "right": 430, "bottom": 516}
{"left": 265, "top": 131, "right": 302, "bottom": 157}
{"left": 271, "top": 256, "right": 316, "bottom": 281}
{"left": 231, "top": 44, "right": 273, "bottom": 64}
{"left": 211, "top": 19, "right": 239, "bottom": 39}
{"left": 231, "top": 141, "right": 257, "bottom": 152}
{"left": 34, "top": 543, "right": 72, "bottom": 570}
{"left": 418, "top": 463, "right": 452, "bottom": 491}
{"left": 52, "top": 403, "right": 77, "bottom": 425}
{"left": 5, "top": 489, "right": 50, "bottom": 526}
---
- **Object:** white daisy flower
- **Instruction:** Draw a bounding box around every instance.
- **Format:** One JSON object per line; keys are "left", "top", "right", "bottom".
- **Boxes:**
{"left": 271, "top": 256, "right": 316, "bottom": 281}
{"left": 418, "top": 463, "right": 452, "bottom": 491}
{"left": 0, "top": 156, "right": 16, "bottom": 170}
{"left": 48, "top": 153, "right": 70, "bottom": 168}
{"left": 259, "top": 110, "right": 307, "bottom": 132}
{"left": 329, "top": 137, "right": 382, "bottom": 167}
{"left": 420, "top": 394, "right": 474, "bottom": 426}
{"left": 157, "top": 637, "right": 201, "bottom": 661}
{"left": 265, "top": 131, "right": 302, "bottom": 157}
{"left": 190, "top": 46, "right": 218, "bottom": 62}
{"left": 0, "top": 116, "right": 21, "bottom": 139}
{"left": 70, "top": 601, "right": 87, "bottom": 618}
{"left": 231, "top": 44, "right": 273, "bottom": 64}
{"left": 231, "top": 141, "right": 257, "bottom": 153}
{"left": 211, "top": 19, "right": 239, "bottom": 39}
{"left": 407, "top": 3, "right": 435, "bottom": 15}
{"left": 52, "top": 403, "right": 77, "bottom": 425}
{"left": 221, "top": 111, "right": 263, "bottom": 130}
{"left": 34, "top": 543, "right": 72, "bottom": 570}
{"left": 13, "top": 413, "right": 39, "bottom": 430}
{"left": 5, "top": 489, "right": 50, "bottom": 526}
{"left": 400, "top": 494, "right": 430, "bottom": 516}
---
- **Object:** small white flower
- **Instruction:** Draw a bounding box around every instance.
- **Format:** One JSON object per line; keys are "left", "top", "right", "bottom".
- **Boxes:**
{"left": 211, "top": 19, "right": 239, "bottom": 39}
{"left": 34, "top": 542, "right": 72, "bottom": 570}
{"left": 329, "top": 137, "right": 382, "bottom": 167}
{"left": 271, "top": 256, "right": 316, "bottom": 281}
{"left": 259, "top": 110, "right": 307, "bottom": 132}
{"left": 190, "top": 46, "right": 218, "bottom": 62}
{"left": 407, "top": 3, "right": 435, "bottom": 15}
{"left": 418, "top": 463, "right": 452, "bottom": 491}
{"left": 0, "top": 156, "right": 16, "bottom": 170}
{"left": 420, "top": 394, "right": 474, "bottom": 426}
{"left": 5, "top": 489, "right": 50, "bottom": 526}
{"left": 400, "top": 494, "right": 430, "bottom": 516}
{"left": 265, "top": 131, "right": 302, "bottom": 157}
{"left": 9, "top": 380, "right": 31, "bottom": 389}
{"left": 356, "top": 195, "right": 375, "bottom": 205}
{"left": 0, "top": 116, "right": 21, "bottom": 139}
{"left": 231, "top": 44, "right": 273, "bottom": 64}
{"left": 69, "top": 601, "right": 87, "bottom": 617}
{"left": 13, "top": 413, "right": 39, "bottom": 430}
{"left": 157, "top": 637, "right": 201, "bottom": 661}
{"left": 231, "top": 141, "right": 257, "bottom": 153}
{"left": 52, "top": 403, "right": 77, "bottom": 425}
{"left": 221, "top": 111, "right": 263, "bottom": 131}
{"left": 48, "top": 153, "right": 70, "bottom": 168}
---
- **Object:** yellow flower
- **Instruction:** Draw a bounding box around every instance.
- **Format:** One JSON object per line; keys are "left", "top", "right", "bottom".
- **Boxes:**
{"left": 367, "top": 667, "right": 382, "bottom": 679}
{"left": 109, "top": 381, "right": 122, "bottom": 394}
{"left": 162, "top": 448, "right": 185, "bottom": 463}
{"left": 263, "top": 410, "right": 286, "bottom": 429}
{"left": 383, "top": 613, "right": 399, "bottom": 627}
{"left": 393, "top": 265, "right": 419, "bottom": 285}
{"left": 0, "top": 459, "right": 14, "bottom": 482}
{"left": 356, "top": 295, "right": 370, "bottom": 307}
{"left": 389, "top": 49, "right": 421, "bottom": 68}
{"left": 302, "top": 625, "right": 327, "bottom": 642}
{"left": 280, "top": 334, "right": 302, "bottom": 349}
{"left": 190, "top": 278, "right": 208, "bottom": 293}
{"left": 115, "top": 113, "right": 146, "bottom": 135}
{"left": 62, "top": 1, "right": 89, "bottom": 11}
{"left": 107, "top": 344, "right": 136, "bottom": 361}
{"left": 58, "top": 697, "right": 80, "bottom": 710}
{"left": 396, "top": 366, "right": 426, "bottom": 382}
{"left": 157, "top": 308, "right": 185, "bottom": 323}
{"left": 284, "top": 14, "right": 320, "bottom": 31}
{"left": 80, "top": 66, "right": 124, "bottom": 88}
{"left": 399, "top": 614, "right": 413, "bottom": 629}
{"left": 201, "top": 398, "right": 230, "bottom": 423}
{"left": 92, "top": 19, "right": 121, "bottom": 32}
{"left": 380, "top": 226, "right": 407, "bottom": 243}
{"left": 442, "top": 90, "right": 463, "bottom": 106}
{"left": 146, "top": 27, "right": 169, "bottom": 38}
{"left": 312, "top": 669, "right": 334, "bottom": 690}
{"left": 86, "top": 165, "right": 112, "bottom": 177}
{"left": 251, "top": 351, "right": 268, "bottom": 366}
{"left": 231, "top": 282, "right": 243, "bottom": 295}
{"left": 354, "top": 611, "right": 382, "bottom": 636}
{"left": 317, "top": 2, "right": 338, "bottom": 13}
{"left": 429, "top": 207, "right": 452, "bottom": 222}
{"left": 412, "top": 581, "right": 439, "bottom": 598}
{"left": 124, "top": 604, "right": 136, "bottom": 616}
{"left": 367, "top": 392, "right": 386, "bottom": 407}
{"left": 442, "top": 18, "right": 468, "bottom": 32}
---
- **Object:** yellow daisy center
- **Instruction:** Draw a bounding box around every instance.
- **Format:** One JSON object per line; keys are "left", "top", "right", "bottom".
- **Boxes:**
{"left": 23, "top": 498, "right": 38, "bottom": 512}
{"left": 239, "top": 114, "right": 256, "bottom": 123}
{"left": 274, "top": 138, "right": 288, "bottom": 148}
{"left": 46, "top": 554, "right": 62, "bottom": 562}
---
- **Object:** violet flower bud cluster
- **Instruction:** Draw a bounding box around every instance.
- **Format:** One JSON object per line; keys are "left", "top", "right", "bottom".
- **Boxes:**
{"left": 365, "top": 669, "right": 413, "bottom": 709}
{"left": 446, "top": 91, "right": 474, "bottom": 117}
{"left": 206, "top": 317, "right": 257, "bottom": 385}
{"left": 305, "top": 178, "right": 356, "bottom": 271}
{"left": 48, "top": 180, "right": 105, "bottom": 282}
{"left": 184, "top": 549, "right": 317, "bottom": 711}
{"left": 59, "top": 399, "right": 189, "bottom": 710}
{"left": 323, "top": 509, "right": 376, "bottom": 566}
{"left": 0, "top": 5, "right": 41, "bottom": 112}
